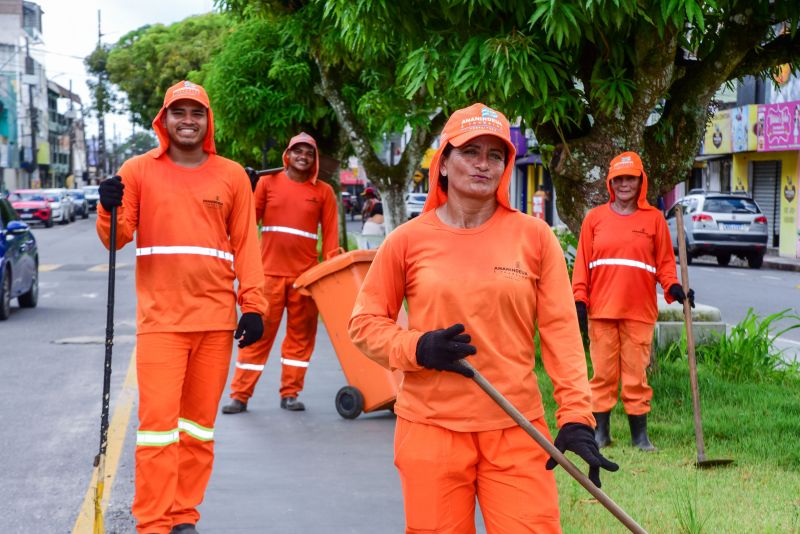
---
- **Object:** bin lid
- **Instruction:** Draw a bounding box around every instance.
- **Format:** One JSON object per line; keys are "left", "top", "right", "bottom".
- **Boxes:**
{"left": 294, "top": 249, "right": 377, "bottom": 289}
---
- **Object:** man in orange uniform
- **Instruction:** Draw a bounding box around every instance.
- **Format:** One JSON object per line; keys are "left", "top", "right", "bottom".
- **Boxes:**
{"left": 349, "top": 103, "right": 617, "bottom": 533}
{"left": 96, "top": 81, "right": 267, "bottom": 534}
{"left": 222, "top": 132, "right": 339, "bottom": 413}
{"left": 572, "top": 151, "right": 694, "bottom": 451}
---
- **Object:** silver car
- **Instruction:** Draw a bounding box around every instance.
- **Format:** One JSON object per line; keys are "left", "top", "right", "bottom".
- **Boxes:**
{"left": 42, "top": 188, "right": 75, "bottom": 225}
{"left": 83, "top": 185, "right": 100, "bottom": 212}
{"left": 666, "top": 192, "right": 768, "bottom": 268}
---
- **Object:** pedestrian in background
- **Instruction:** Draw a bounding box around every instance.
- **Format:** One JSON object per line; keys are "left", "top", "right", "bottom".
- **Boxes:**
{"left": 572, "top": 151, "right": 694, "bottom": 452}
{"left": 96, "top": 80, "right": 267, "bottom": 534}
{"left": 349, "top": 103, "right": 617, "bottom": 533}
{"left": 360, "top": 186, "right": 380, "bottom": 220}
{"left": 223, "top": 132, "right": 339, "bottom": 414}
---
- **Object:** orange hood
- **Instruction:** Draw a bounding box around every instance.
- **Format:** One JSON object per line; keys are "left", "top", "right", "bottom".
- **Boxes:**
{"left": 605, "top": 151, "right": 656, "bottom": 211}
{"left": 423, "top": 103, "right": 517, "bottom": 213}
{"left": 283, "top": 132, "right": 319, "bottom": 183}
{"left": 150, "top": 80, "right": 216, "bottom": 158}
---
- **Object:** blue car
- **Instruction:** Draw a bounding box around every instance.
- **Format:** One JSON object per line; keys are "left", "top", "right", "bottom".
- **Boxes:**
{"left": 0, "top": 197, "right": 38, "bottom": 320}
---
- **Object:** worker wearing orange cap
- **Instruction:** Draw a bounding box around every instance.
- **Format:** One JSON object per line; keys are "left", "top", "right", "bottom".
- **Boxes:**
{"left": 349, "top": 103, "right": 617, "bottom": 533}
{"left": 572, "top": 151, "right": 695, "bottom": 452}
{"left": 222, "top": 132, "right": 339, "bottom": 414}
{"left": 96, "top": 80, "right": 267, "bottom": 534}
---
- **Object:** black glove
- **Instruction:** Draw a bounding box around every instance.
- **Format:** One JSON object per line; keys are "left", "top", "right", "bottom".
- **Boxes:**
{"left": 668, "top": 284, "right": 695, "bottom": 308}
{"left": 234, "top": 312, "right": 264, "bottom": 348}
{"left": 415, "top": 323, "right": 477, "bottom": 377}
{"left": 575, "top": 301, "right": 588, "bottom": 337}
{"left": 545, "top": 423, "right": 619, "bottom": 488}
{"left": 245, "top": 166, "right": 259, "bottom": 192}
{"left": 98, "top": 175, "right": 124, "bottom": 211}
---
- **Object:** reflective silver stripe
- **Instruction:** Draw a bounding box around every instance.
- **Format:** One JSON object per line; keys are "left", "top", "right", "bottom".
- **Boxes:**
{"left": 178, "top": 418, "right": 214, "bottom": 441}
{"left": 261, "top": 226, "right": 317, "bottom": 240}
{"left": 236, "top": 362, "right": 265, "bottom": 371}
{"left": 136, "top": 429, "right": 179, "bottom": 446}
{"left": 281, "top": 357, "right": 309, "bottom": 368}
{"left": 136, "top": 246, "right": 234, "bottom": 263}
{"left": 589, "top": 258, "right": 656, "bottom": 274}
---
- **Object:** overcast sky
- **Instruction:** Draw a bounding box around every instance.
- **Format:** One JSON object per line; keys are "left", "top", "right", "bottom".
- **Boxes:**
{"left": 34, "top": 0, "right": 214, "bottom": 140}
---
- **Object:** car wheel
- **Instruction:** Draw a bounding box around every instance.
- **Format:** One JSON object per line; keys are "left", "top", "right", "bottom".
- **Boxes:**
{"left": 82, "top": 209, "right": 88, "bottom": 219}
{"left": 747, "top": 253, "right": 764, "bottom": 269}
{"left": 0, "top": 267, "right": 11, "bottom": 321}
{"left": 70, "top": 210, "right": 76, "bottom": 222}
{"left": 716, "top": 253, "right": 731, "bottom": 267}
{"left": 18, "top": 265, "right": 38, "bottom": 308}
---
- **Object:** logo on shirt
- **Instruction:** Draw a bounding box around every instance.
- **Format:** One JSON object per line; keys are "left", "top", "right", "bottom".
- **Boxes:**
{"left": 203, "top": 196, "right": 224, "bottom": 210}
{"left": 305, "top": 196, "right": 319, "bottom": 204}
{"left": 493, "top": 261, "right": 529, "bottom": 281}
{"left": 632, "top": 227, "right": 651, "bottom": 238}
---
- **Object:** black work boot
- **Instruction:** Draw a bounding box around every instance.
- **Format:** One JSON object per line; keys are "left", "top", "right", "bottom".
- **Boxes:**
{"left": 628, "top": 414, "right": 657, "bottom": 451}
{"left": 593, "top": 411, "right": 612, "bottom": 448}
{"left": 171, "top": 524, "right": 199, "bottom": 534}
{"left": 221, "top": 399, "right": 247, "bottom": 414}
{"left": 280, "top": 396, "right": 305, "bottom": 411}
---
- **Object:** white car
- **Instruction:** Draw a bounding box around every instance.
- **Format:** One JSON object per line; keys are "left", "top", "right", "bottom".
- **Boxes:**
{"left": 83, "top": 185, "right": 100, "bottom": 211}
{"left": 405, "top": 192, "right": 427, "bottom": 219}
{"left": 42, "top": 188, "right": 75, "bottom": 224}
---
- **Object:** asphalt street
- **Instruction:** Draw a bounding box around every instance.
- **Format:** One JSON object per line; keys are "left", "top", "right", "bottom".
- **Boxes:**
{"left": 0, "top": 214, "right": 798, "bottom": 532}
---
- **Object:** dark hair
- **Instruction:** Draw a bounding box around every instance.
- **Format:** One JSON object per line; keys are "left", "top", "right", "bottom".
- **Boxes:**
{"left": 439, "top": 144, "right": 453, "bottom": 192}
{"left": 371, "top": 202, "right": 383, "bottom": 216}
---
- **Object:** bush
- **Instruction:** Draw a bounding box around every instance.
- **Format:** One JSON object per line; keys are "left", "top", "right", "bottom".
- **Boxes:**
{"left": 658, "top": 308, "right": 800, "bottom": 383}
{"left": 553, "top": 227, "right": 578, "bottom": 278}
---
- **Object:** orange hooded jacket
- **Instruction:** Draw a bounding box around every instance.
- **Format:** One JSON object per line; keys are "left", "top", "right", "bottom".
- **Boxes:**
{"left": 349, "top": 103, "right": 593, "bottom": 432}
{"left": 96, "top": 80, "right": 267, "bottom": 333}
{"left": 253, "top": 132, "right": 339, "bottom": 277}
{"left": 572, "top": 151, "right": 680, "bottom": 323}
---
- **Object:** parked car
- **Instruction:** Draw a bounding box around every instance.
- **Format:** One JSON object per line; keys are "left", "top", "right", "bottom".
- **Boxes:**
{"left": 42, "top": 188, "right": 74, "bottom": 224}
{"left": 665, "top": 191, "right": 768, "bottom": 268}
{"left": 0, "top": 197, "right": 38, "bottom": 320}
{"left": 342, "top": 191, "right": 357, "bottom": 220}
{"left": 83, "top": 185, "right": 100, "bottom": 211}
{"left": 67, "top": 189, "right": 90, "bottom": 219}
{"left": 8, "top": 190, "right": 53, "bottom": 228}
{"left": 405, "top": 192, "right": 428, "bottom": 219}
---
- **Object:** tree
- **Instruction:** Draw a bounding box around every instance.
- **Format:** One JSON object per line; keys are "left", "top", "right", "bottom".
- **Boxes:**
{"left": 105, "top": 13, "right": 231, "bottom": 128}
{"left": 85, "top": 44, "right": 116, "bottom": 177}
{"left": 221, "top": 0, "right": 800, "bottom": 234}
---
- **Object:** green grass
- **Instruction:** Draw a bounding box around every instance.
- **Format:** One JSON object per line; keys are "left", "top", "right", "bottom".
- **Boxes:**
{"left": 535, "top": 360, "right": 800, "bottom": 533}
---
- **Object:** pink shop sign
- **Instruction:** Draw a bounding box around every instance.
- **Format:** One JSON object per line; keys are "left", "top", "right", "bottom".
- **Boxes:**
{"left": 757, "top": 101, "right": 800, "bottom": 151}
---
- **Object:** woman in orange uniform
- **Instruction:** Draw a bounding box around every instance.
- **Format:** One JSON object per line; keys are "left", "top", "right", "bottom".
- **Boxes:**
{"left": 349, "top": 103, "right": 618, "bottom": 534}
{"left": 96, "top": 81, "right": 267, "bottom": 534}
{"left": 572, "top": 151, "right": 694, "bottom": 452}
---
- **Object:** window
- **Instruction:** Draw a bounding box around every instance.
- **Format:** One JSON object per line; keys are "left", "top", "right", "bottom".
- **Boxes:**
{"left": 702, "top": 197, "right": 760, "bottom": 214}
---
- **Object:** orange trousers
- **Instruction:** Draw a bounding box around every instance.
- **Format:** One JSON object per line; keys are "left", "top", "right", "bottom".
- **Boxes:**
{"left": 229, "top": 275, "right": 318, "bottom": 402}
{"left": 394, "top": 416, "right": 561, "bottom": 534}
{"left": 133, "top": 331, "right": 232, "bottom": 534}
{"left": 588, "top": 318, "right": 655, "bottom": 415}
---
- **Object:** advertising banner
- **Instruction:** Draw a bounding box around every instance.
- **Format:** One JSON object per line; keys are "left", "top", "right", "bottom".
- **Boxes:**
{"left": 731, "top": 105, "right": 758, "bottom": 152}
{"left": 758, "top": 101, "right": 800, "bottom": 151}
{"left": 701, "top": 109, "right": 731, "bottom": 154}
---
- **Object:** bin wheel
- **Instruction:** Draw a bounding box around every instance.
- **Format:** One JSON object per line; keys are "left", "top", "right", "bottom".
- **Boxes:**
{"left": 335, "top": 386, "right": 364, "bottom": 419}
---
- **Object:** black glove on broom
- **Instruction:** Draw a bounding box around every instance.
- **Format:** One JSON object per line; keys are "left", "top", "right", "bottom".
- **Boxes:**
{"left": 668, "top": 284, "right": 695, "bottom": 308}
{"left": 545, "top": 423, "right": 619, "bottom": 488}
{"left": 98, "top": 175, "right": 124, "bottom": 211}
{"left": 235, "top": 312, "right": 264, "bottom": 348}
{"left": 416, "top": 323, "right": 476, "bottom": 377}
{"left": 575, "top": 301, "right": 588, "bottom": 337}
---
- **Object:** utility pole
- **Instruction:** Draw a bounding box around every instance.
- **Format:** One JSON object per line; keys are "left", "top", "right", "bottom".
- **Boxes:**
{"left": 68, "top": 80, "right": 75, "bottom": 188}
{"left": 96, "top": 9, "right": 107, "bottom": 179}
{"left": 25, "top": 38, "right": 37, "bottom": 188}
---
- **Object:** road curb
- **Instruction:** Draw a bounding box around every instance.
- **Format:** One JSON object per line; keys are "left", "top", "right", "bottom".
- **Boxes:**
{"left": 762, "top": 258, "right": 800, "bottom": 273}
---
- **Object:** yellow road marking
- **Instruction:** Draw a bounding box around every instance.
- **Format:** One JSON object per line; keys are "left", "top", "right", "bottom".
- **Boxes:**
{"left": 72, "top": 347, "right": 137, "bottom": 534}
{"left": 88, "top": 263, "right": 128, "bottom": 272}
{"left": 39, "top": 264, "right": 62, "bottom": 272}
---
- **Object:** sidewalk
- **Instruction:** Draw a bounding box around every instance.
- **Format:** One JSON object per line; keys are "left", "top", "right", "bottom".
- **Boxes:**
{"left": 763, "top": 253, "right": 800, "bottom": 272}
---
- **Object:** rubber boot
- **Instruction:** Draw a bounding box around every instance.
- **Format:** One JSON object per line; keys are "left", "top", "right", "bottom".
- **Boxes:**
{"left": 221, "top": 399, "right": 247, "bottom": 414}
{"left": 628, "top": 414, "right": 657, "bottom": 451}
{"left": 593, "top": 412, "right": 612, "bottom": 448}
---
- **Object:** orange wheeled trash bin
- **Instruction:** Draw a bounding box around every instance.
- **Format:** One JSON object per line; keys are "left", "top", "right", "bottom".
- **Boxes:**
{"left": 294, "top": 249, "right": 404, "bottom": 419}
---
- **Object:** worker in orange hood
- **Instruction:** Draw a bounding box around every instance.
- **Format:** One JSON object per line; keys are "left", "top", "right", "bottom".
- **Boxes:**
{"left": 96, "top": 80, "right": 267, "bottom": 534}
{"left": 572, "top": 151, "right": 695, "bottom": 452}
{"left": 222, "top": 132, "right": 339, "bottom": 414}
{"left": 349, "top": 103, "right": 617, "bottom": 533}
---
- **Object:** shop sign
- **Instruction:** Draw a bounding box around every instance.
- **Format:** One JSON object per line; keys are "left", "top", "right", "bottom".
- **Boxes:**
{"left": 701, "top": 109, "right": 731, "bottom": 154}
{"left": 731, "top": 105, "right": 758, "bottom": 152}
{"left": 757, "top": 100, "right": 800, "bottom": 151}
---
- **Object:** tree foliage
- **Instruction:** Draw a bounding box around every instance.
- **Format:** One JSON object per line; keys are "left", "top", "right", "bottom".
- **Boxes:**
{"left": 104, "top": 13, "right": 231, "bottom": 128}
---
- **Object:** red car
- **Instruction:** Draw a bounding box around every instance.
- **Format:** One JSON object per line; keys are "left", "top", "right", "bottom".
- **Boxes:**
{"left": 8, "top": 190, "right": 53, "bottom": 228}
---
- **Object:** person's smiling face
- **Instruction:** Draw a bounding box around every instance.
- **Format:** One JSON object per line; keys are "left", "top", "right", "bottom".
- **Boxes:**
{"left": 163, "top": 99, "right": 208, "bottom": 150}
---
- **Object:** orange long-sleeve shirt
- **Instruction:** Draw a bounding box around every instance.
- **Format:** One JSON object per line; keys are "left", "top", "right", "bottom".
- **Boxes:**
{"left": 572, "top": 204, "right": 680, "bottom": 323}
{"left": 254, "top": 170, "right": 339, "bottom": 277}
{"left": 349, "top": 209, "right": 594, "bottom": 432}
{"left": 96, "top": 154, "right": 267, "bottom": 334}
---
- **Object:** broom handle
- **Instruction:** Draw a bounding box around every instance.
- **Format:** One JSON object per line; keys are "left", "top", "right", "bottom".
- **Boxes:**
{"left": 674, "top": 208, "right": 707, "bottom": 460}
{"left": 459, "top": 360, "right": 648, "bottom": 534}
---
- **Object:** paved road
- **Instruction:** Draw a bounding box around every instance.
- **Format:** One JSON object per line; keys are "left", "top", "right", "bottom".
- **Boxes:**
{"left": 2, "top": 214, "right": 798, "bottom": 533}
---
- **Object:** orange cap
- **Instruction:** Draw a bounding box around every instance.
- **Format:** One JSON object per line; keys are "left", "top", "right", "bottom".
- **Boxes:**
{"left": 150, "top": 80, "right": 216, "bottom": 158}
{"left": 282, "top": 131, "right": 319, "bottom": 183}
{"left": 162, "top": 80, "right": 210, "bottom": 109}
{"left": 424, "top": 103, "right": 517, "bottom": 213}
{"left": 607, "top": 151, "right": 643, "bottom": 180}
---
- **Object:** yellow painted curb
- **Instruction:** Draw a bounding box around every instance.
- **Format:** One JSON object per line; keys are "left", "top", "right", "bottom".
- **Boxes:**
{"left": 88, "top": 263, "right": 128, "bottom": 272}
{"left": 39, "top": 264, "right": 62, "bottom": 272}
{"left": 72, "top": 347, "right": 137, "bottom": 534}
